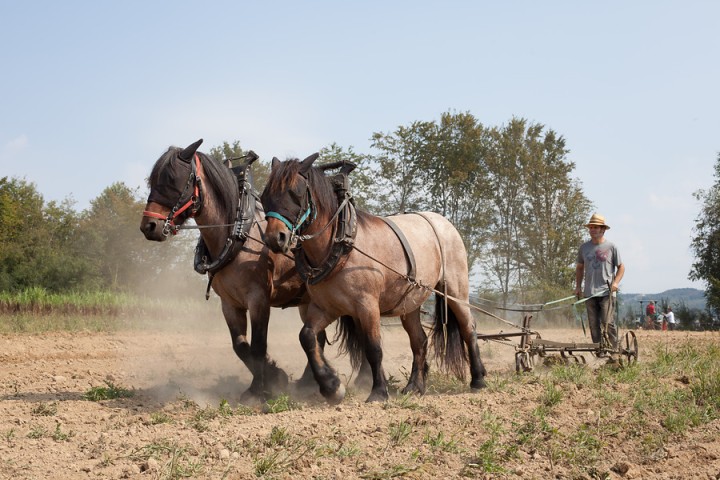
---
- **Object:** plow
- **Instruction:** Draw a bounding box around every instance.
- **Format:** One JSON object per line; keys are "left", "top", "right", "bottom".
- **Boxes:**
{"left": 465, "top": 291, "right": 640, "bottom": 373}
{"left": 475, "top": 314, "right": 639, "bottom": 373}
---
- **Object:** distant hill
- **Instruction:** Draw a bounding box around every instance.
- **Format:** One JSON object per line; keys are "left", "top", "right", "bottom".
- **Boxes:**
{"left": 620, "top": 288, "right": 706, "bottom": 313}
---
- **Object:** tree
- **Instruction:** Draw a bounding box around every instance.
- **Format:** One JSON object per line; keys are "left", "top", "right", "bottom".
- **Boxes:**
{"left": 318, "top": 143, "right": 375, "bottom": 212}
{"left": 369, "top": 123, "right": 432, "bottom": 215}
{"left": 208, "top": 140, "right": 271, "bottom": 193}
{"left": 473, "top": 118, "right": 592, "bottom": 305}
{"left": 518, "top": 126, "right": 592, "bottom": 302}
{"left": 689, "top": 153, "right": 720, "bottom": 314}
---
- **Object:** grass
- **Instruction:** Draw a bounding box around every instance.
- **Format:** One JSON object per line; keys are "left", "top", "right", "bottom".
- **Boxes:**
{"left": 0, "top": 287, "right": 218, "bottom": 333}
{"left": 83, "top": 381, "right": 134, "bottom": 401}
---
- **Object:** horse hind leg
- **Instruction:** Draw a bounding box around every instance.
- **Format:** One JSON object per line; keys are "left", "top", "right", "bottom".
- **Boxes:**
{"left": 363, "top": 319, "right": 389, "bottom": 403}
{"left": 400, "top": 309, "right": 429, "bottom": 395}
{"left": 434, "top": 294, "right": 487, "bottom": 390}
{"left": 449, "top": 298, "right": 487, "bottom": 389}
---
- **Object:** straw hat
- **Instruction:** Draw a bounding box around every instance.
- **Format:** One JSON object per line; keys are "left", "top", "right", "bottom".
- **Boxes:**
{"left": 585, "top": 213, "right": 610, "bottom": 229}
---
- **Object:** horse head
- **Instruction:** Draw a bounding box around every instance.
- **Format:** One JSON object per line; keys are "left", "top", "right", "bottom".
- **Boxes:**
{"left": 261, "top": 152, "right": 336, "bottom": 253}
{"left": 140, "top": 139, "right": 204, "bottom": 241}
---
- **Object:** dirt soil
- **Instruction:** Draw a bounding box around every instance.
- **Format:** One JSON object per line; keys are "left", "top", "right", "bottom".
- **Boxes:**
{"left": 1, "top": 309, "right": 719, "bottom": 479}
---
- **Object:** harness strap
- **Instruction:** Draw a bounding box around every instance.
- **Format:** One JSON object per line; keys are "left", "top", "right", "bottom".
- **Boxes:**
{"left": 379, "top": 217, "right": 417, "bottom": 281}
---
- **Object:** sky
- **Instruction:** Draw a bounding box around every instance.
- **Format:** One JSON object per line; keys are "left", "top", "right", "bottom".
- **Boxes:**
{"left": 1, "top": 1, "right": 718, "bottom": 295}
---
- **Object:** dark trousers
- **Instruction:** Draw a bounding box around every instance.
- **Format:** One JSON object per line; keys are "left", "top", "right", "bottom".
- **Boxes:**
{"left": 585, "top": 295, "right": 617, "bottom": 348}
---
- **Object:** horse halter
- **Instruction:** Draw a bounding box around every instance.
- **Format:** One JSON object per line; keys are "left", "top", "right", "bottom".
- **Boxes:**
{"left": 143, "top": 153, "right": 204, "bottom": 237}
{"left": 265, "top": 174, "right": 316, "bottom": 246}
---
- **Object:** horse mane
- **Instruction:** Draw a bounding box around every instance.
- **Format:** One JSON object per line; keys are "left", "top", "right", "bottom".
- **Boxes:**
{"left": 265, "top": 159, "right": 339, "bottom": 217}
{"left": 149, "top": 147, "right": 239, "bottom": 224}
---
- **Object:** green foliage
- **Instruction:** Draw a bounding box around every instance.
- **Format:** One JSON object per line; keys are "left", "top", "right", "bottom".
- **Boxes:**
{"left": 360, "top": 112, "right": 590, "bottom": 300}
{"left": 263, "top": 393, "right": 300, "bottom": 414}
{"left": 83, "top": 381, "right": 134, "bottom": 401}
{"left": 690, "top": 152, "right": 720, "bottom": 314}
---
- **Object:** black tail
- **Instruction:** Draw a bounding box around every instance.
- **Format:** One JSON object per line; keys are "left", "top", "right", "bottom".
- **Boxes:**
{"left": 431, "top": 294, "right": 468, "bottom": 380}
{"left": 333, "top": 315, "right": 365, "bottom": 372}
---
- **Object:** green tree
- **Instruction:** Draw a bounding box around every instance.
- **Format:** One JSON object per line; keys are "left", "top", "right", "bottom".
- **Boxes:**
{"left": 473, "top": 118, "right": 592, "bottom": 305}
{"left": 518, "top": 125, "right": 592, "bottom": 302}
{"left": 689, "top": 153, "right": 720, "bottom": 314}
{"left": 479, "top": 119, "right": 529, "bottom": 305}
{"left": 369, "top": 122, "right": 431, "bottom": 214}
{"left": 208, "top": 140, "right": 271, "bottom": 193}
{"left": 318, "top": 143, "right": 374, "bottom": 212}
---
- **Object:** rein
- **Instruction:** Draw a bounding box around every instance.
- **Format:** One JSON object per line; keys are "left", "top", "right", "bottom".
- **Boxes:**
{"left": 142, "top": 153, "right": 203, "bottom": 236}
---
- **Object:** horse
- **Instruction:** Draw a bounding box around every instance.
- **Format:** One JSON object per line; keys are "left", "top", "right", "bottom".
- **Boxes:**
{"left": 139, "top": 139, "right": 362, "bottom": 402}
{"left": 260, "top": 154, "right": 487, "bottom": 404}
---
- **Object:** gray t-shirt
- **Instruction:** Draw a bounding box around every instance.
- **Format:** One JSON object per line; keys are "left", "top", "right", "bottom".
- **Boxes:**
{"left": 577, "top": 240, "right": 622, "bottom": 297}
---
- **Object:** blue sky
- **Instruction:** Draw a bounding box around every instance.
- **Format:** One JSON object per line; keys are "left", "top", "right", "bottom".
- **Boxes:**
{"left": 1, "top": 1, "right": 718, "bottom": 295}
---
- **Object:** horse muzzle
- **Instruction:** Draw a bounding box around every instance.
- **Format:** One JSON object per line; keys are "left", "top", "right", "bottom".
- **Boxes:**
{"left": 140, "top": 217, "right": 168, "bottom": 242}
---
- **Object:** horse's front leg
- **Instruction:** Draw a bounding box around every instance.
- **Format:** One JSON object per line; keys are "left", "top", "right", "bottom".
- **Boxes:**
{"left": 299, "top": 306, "right": 345, "bottom": 404}
{"left": 247, "top": 301, "right": 289, "bottom": 398}
{"left": 400, "top": 309, "right": 429, "bottom": 395}
{"left": 222, "top": 303, "right": 256, "bottom": 391}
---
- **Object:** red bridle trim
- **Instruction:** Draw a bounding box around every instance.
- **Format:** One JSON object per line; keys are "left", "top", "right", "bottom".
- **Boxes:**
{"left": 142, "top": 154, "right": 202, "bottom": 234}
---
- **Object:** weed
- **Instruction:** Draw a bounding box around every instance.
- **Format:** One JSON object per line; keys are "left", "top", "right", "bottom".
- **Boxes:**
{"left": 423, "top": 430, "right": 459, "bottom": 453}
{"left": 27, "top": 425, "right": 46, "bottom": 439}
{"left": 51, "top": 422, "right": 72, "bottom": 442}
{"left": 83, "top": 381, "right": 134, "bottom": 401}
{"left": 540, "top": 380, "right": 563, "bottom": 408}
{"left": 386, "top": 393, "right": 420, "bottom": 410}
{"left": 32, "top": 402, "right": 58, "bottom": 416}
{"left": 149, "top": 412, "right": 172, "bottom": 425}
{"left": 266, "top": 426, "right": 290, "bottom": 447}
{"left": 388, "top": 420, "right": 413, "bottom": 446}
{"left": 263, "top": 393, "right": 299, "bottom": 413}
{"left": 464, "top": 438, "right": 507, "bottom": 474}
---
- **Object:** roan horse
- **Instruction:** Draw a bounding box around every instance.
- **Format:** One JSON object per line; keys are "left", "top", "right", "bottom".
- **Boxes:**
{"left": 261, "top": 154, "right": 487, "bottom": 403}
{"left": 139, "top": 139, "right": 357, "bottom": 401}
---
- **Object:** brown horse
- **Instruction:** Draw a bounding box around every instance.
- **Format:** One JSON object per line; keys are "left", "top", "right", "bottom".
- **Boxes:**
{"left": 140, "top": 139, "right": 359, "bottom": 401}
{"left": 260, "top": 154, "right": 487, "bottom": 403}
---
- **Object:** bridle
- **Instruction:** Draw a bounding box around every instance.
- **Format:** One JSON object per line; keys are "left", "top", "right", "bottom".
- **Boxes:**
{"left": 143, "top": 153, "right": 204, "bottom": 237}
{"left": 265, "top": 174, "right": 316, "bottom": 246}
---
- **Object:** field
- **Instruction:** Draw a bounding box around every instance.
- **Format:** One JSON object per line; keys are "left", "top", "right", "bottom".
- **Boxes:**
{"left": 1, "top": 307, "right": 719, "bottom": 479}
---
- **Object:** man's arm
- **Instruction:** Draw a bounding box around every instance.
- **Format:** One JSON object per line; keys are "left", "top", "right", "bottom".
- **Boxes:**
{"left": 612, "top": 263, "right": 625, "bottom": 292}
{"left": 575, "top": 263, "right": 584, "bottom": 297}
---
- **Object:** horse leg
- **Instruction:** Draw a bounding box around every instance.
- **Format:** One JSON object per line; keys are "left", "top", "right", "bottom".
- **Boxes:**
{"left": 297, "top": 330, "right": 327, "bottom": 389}
{"left": 449, "top": 299, "right": 487, "bottom": 390}
{"left": 362, "top": 310, "right": 389, "bottom": 403}
{"left": 400, "top": 309, "right": 429, "bottom": 395}
{"left": 299, "top": 306, "right": 345, "bottom": 404}
{"left": 221, "top": 302, "right": 257, "bottom": 396}
{"left": 248, "top": 301, "right": 289, "bottom": 398}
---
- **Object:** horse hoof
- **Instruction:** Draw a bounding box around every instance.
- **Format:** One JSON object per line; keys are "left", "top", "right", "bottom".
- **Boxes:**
{"left": 470, "top": 378, "right": 487, "bottom": 390}
{"left": 365, "top": 389, "right": 389, "bottom": 403}
{"left": 325, "top": 383, "right": 346, "bottom": 405}
{"left": 239, "top": 388, "right": 267, "bottom": 406}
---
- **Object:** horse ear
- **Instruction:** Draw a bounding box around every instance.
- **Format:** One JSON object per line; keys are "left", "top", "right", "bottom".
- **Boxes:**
{"left": 179, "top": 138, "right": 203, "bottom": 162}
{"left": 271, "top": 157, "right": 281, "bottom": 170}
{"left": 300, "top": 153, "right": 320, "bottom": 172}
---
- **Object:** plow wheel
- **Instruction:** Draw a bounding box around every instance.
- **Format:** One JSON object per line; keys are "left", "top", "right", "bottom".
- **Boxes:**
{"left": 620, "top": 331, "right": 639, "bottom": 365}
{"left": 515, "top": 351, "right": 534, "bottom": 373}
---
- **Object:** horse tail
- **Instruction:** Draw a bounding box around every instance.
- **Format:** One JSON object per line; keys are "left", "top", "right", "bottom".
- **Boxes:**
{"left": 431, "top": 294, "right": 468, "bottom": 380}
{"left": 333, "top": 315, "right": 365, "bottom": 372}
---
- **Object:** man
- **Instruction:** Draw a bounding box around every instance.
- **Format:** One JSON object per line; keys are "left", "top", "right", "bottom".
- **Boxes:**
{"left": 664, "top": 306, "right": 676, "bottom": 331}
{"left": 575, "top": 213, "right": 625, "bottom": 357}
